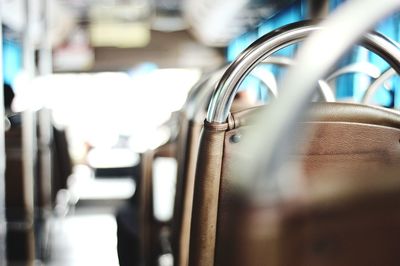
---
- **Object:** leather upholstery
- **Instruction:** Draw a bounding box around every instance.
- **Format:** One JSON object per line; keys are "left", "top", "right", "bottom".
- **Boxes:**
{"left": 174, "top": 95, "right": 241, "bottom": 266}
{"left": 139, "top": 142, "right": 176, "bottom": 265}
{"left": 188, "top": 102, "right": 400, "bottom": 266}
{"left": 5, "top": 125, "right": 35, "bottom": 262}
{"left": 172, "top": 115, "right": 203, "bottom": 266}
{"left": 280, "top": 168, "right": 400, "bottom": 266}
{"left": 229, "top": 102, "right": 400, "bottom": 130}
{"left": 220, "top": 167, "right": 400, "bottom": 266}
{"left": 170, "top": 112, "right": 190, "bottom": 266}
{"left": 52, "top": 126, "right": 72, "bottom": 203}
{"left": 139, "top": 103, "right": 207, "bottom": 266}
{"left": 139, "top": 150, "right": 154, "bottom": 266}
{"left": 299, "top": 122, "right": 400, "bottom": 177}
{"left": 171, "top": 68, "right": 223, "bottom": 266}
{"left": 189, "top": 121, "right": 228, "bottom": 266}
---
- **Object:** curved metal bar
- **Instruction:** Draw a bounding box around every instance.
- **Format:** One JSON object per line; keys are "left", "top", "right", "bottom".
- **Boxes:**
{"left": 187, "top": 53, "right": 338, "bottom": 124}
{"left": 243, "top": 0, "right": 400, "bottom": 201}
{"left": 192, "top": 53, "right": 336, "bottom": 122}
{"left": 207, "top": 20, "right": 400, "bottom": 123}
{"left": 188, "top": 67, "right": 279, "bottom": 122}
{"left": 260, "top": 56, "right": 294, "bottom": 66}
{"left": 361, "top": 68, "right": 397, "bottom": 104}
{"left": 207, "top": 22, "right": 320, "bottom": 123}
{"left": 257, "top": 57, "right": 336, "bottom": 102}
{"left": 326, "top": 62, "right": 382, "bottom": 83}
{"left": 317, "top": 80, "right": 336, "bottom": 102}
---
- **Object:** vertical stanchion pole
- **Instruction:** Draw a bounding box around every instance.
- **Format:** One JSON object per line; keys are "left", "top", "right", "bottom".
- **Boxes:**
{"left": 0, "top": 2, "right": 8, "bottom": 265}
{"left": 21, "top": 0, "right": 37, "bottom": 262}
{"left": 37, "top": 0, "right": 52, "bottom": 259}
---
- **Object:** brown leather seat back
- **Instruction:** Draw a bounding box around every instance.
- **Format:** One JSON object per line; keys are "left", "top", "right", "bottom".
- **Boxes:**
{"left": 220, "top": 166, "right": 400, "bottom": 266}
{"left": 280, "top": 169, "right": 400, "bottom": 266}
{"left": 189, "top": 102, "right": 400, "bottom": 266}
{"left": 137, "top": 71, "right": 215, "bottom": 266}
{"left": 138, "top": 149, "right": 154, "bottom": 266}
{"left": 171, "top": 70, "right": 226, "bottom": 266}
{"left": 52, "top": 126, "right": 72, "bottom": 203}
{"left": 171, "top": 112, "right": 204, "bottom": 266}
{"left": 5, "top": 123, "right": 35, "bottom": 262}
{"left": 139, "top": 142, "right": 175, "bottom": 265}
{"left": 138, "top": 110, "right": 203, "bottom": 266}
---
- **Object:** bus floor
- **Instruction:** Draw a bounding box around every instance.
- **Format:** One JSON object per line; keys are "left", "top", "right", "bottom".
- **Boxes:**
{"left": 46, "top": 204, "right": 120, "bottom": 266}
{"left": 46, "top": 166, "right": 136, "bottom": 266}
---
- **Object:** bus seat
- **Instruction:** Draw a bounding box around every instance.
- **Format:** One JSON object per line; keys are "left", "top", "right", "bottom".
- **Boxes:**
{"left": 171, "top": 111, "right": 204, "bottom": 266}
{"left": 5, "top": 119, "right": 35, "bottom": 263}
{"left": 139, "top": 142, "right": 176, "bottom": 266}
{"left": 220, "top": 165, "right": 400, "bottom": 266}
{"left": 172, "top": 65, "right": 275, "bottom": 266}
{"left": 115, "top": 70, "right": 223, "bottom": 266}
{"left": 5, "top": 111, "right": 60, "bottom": 263}
{"left": 189, "top": 102, "right": 400, "bottom": 266}
{"left": 217, "top": 4, "right": 400, "bottom": 263}
{"left": 171, "top": 71, "right": 225, "bottom": 266}
{"left": 188, "top": 19, "right": 400, "bottom": 266}
{"left": 117, "top": 139, "right": 176, "bottom": 266}
{"left": 227, "top": 102, "right": 400, "bottom": 178}
{"left": 52, "top": 126, "right": 73, "bottom": 203}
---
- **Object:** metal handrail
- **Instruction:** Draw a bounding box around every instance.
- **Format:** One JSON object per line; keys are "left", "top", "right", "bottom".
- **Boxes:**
{"left": 206, "top": 20, "right": 400, "bottom": 123}
{"left": 243, "top": 0, "right": 400, "bottom": 201}
{"left": 257, "top": 57, "right": 335, "bottom": 102}
{"left": 326, "top": 62, "right": 382, "bottom": 83}
{"left": 362, "top": 68, "right": 397, "bottom": 104}
{"left": 186, "top": 54, "right": 336, "bottom": 122}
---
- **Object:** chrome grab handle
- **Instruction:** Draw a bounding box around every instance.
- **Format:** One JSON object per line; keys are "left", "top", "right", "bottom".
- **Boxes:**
{"left": 185, "top": 57, "right": 298, "bottom": 121}
{"left": 242, "top": 0, "right": 400, "bottom": 200}
{"left": 257, "top": 56, "right": 335, "bottom": 102}
{"left": 326, "top": 62, "right": 382, "bottom": 82}
{"left": 207, "top": 22, "right": 319, "bottom": 123}
{"left": 219, "top": 2, "right": 400, "bottom": 264}
{"left": 207, "top": 20, "right": 400, "bottom": 123}
{"left": 362, "top": 68, "right": 397, "bottom": 104}
{"left": 185, "top": 54, "right": 336, "bottom": 122}
{"left": 317, "top": 80, "right": 336, "bottom": 102}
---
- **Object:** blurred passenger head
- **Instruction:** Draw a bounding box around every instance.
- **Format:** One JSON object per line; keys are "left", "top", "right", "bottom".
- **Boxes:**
{"left": 231, "top": 88, "right": 259, "bottom": 112}
{"left": 4, "top": 83, "right": 15, "bottom": 111}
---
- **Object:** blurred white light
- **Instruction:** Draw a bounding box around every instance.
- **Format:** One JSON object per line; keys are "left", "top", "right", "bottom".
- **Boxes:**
{"left": 153, "top": 157, "right": 177, "bottom": 222}
{"left": 11, "top": 68, "right": 200, "bottom": 160}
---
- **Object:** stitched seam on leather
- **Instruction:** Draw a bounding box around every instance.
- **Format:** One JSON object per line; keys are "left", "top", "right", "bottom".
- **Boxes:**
{"left": 228, "top": 113, "right": 236, "bottom": 130}
{"left": 204, "top": 120, "right": 229, "bottom": 131}
{"left": 214, "top": 131, "right": 230, "bottom": 265}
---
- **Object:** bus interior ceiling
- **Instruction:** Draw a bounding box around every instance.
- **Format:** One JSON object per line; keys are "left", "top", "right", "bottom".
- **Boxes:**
{"left": 1, "top": 0, "right": 400, "bottom": 266}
